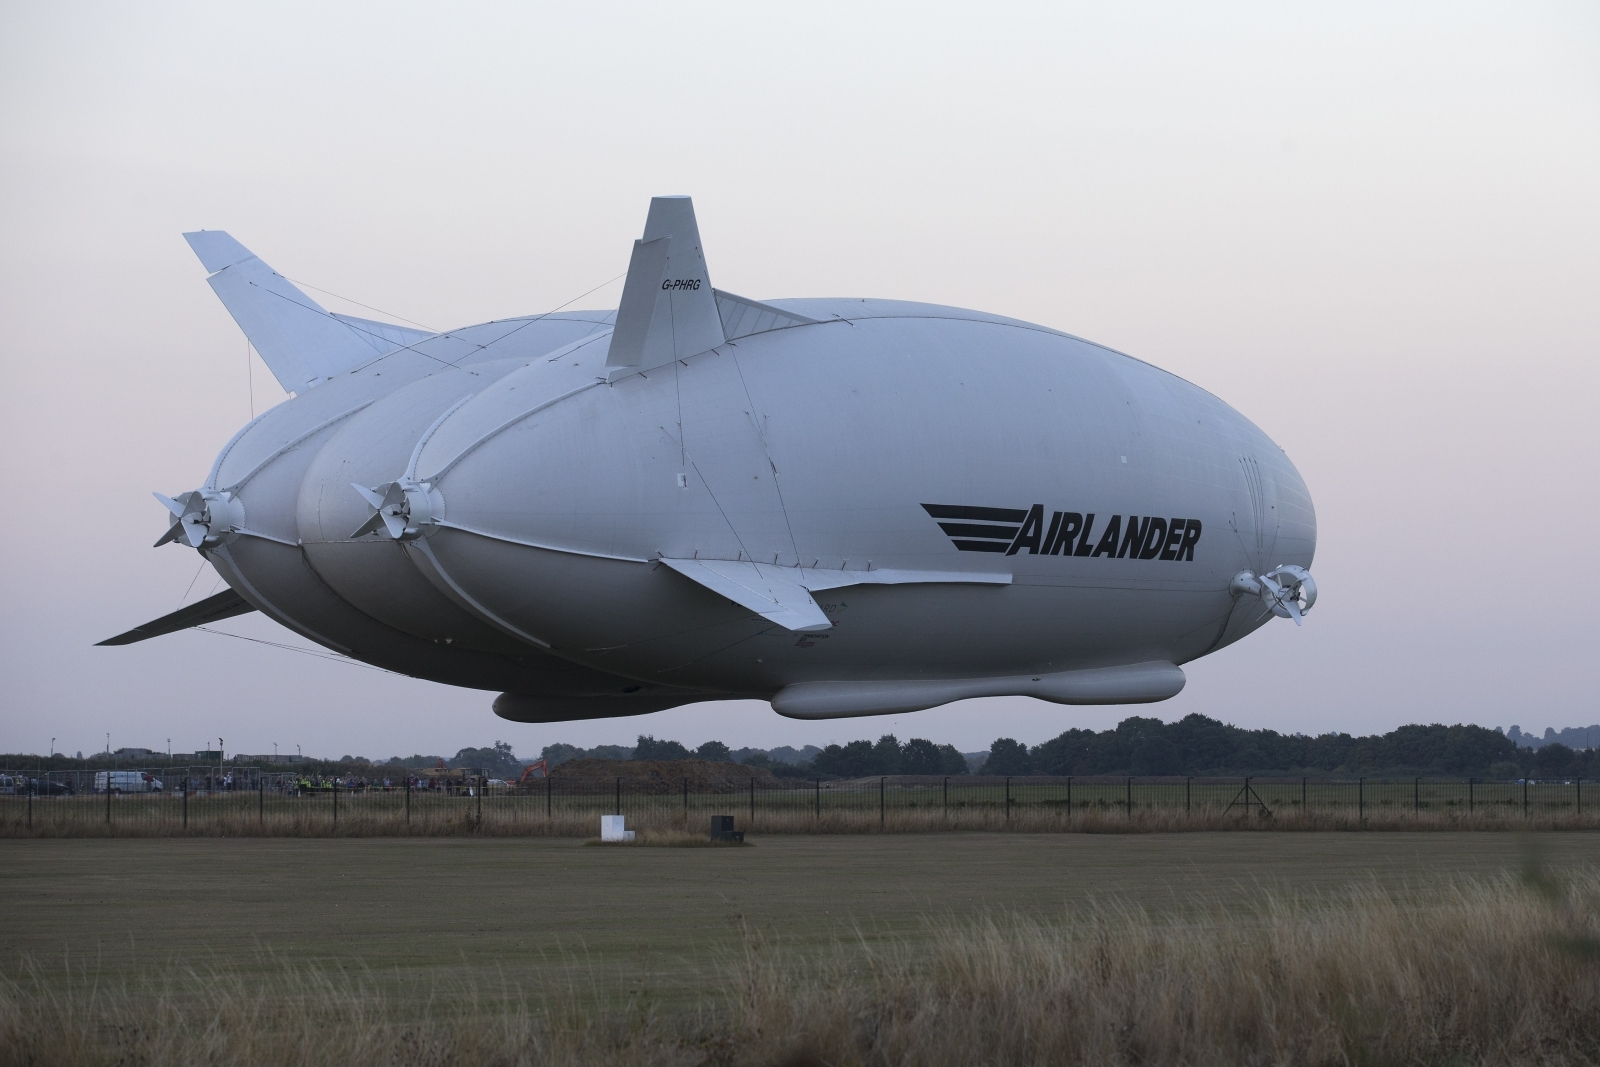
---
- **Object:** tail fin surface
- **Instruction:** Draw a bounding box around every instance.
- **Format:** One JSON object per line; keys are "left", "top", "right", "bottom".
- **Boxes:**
{"left": 182, "top": 231, "right": 429, "bottom": 393}
{"left": 605, "top": 196, "right": 726, "bottom": 380}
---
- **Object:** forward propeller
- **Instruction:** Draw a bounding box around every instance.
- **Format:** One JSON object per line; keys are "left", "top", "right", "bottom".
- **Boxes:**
{"left": 1230, "top": 564, "right": 1317, "bottom": 625}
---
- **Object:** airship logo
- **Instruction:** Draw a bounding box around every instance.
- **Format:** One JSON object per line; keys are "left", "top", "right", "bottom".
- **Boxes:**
{"left": 922, "top": 504, "right": 1202, "bottom": 561}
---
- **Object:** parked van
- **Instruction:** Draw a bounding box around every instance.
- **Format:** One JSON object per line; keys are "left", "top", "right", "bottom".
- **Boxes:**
{"left": 95, "top": 770, "right": 163, "bottom": 793}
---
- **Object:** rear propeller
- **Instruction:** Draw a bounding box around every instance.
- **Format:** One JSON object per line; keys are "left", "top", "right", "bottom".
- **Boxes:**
{"left": 153, "top": 489, "right": 243, "bottom": 549}
{"left": 350, "top": 479, "right": 440, "bottom": 541}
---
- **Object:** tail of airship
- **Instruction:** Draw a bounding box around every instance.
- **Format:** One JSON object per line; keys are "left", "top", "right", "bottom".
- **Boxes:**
{"left": 181, "top": 230, "right": 433, "bottom": 394}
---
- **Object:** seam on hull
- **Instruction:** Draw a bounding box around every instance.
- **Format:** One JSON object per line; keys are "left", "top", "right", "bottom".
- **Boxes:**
{"left": 423, "top": 380, "right": 603, "bottom": 483}
{"left": 408, "top": 538, "right": 554, "bottom": 650}
{"left": 431, "top": 520, "right": 650, "bottom": 564}
{"left": 217, "top": 402, "right": 374, "bottom": 493}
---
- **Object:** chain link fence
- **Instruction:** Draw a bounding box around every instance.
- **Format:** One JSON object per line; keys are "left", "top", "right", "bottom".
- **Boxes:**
{"left": 2, "top": 769, "right": 1593, "bottom": 836}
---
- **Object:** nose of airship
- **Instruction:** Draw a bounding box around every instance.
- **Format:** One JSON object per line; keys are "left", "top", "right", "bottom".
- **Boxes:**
{"left": 1223, "top": 442, "right": 1318, "bottom": 626}
{"left": 1262, "top": 451, "right": 1317, "bottom": 571}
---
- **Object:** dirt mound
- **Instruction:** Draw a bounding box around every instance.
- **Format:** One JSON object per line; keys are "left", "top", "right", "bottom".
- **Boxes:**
{"left": 549, "top": 758, "right": 785, "bottom": 794}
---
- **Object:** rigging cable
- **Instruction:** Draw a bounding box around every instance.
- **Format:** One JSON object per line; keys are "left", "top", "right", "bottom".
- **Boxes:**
{"left": 192, "top": 626, "right": 396, "bottom": 674}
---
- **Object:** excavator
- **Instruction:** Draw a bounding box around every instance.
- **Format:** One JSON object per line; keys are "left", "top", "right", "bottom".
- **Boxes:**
{"left": 515, "top": 759, "right": 550, "bottom": 789}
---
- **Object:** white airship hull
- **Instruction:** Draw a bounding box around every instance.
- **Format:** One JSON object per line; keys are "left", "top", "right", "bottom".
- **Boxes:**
{"left": 106, "top": 201, "right": 1317, "bottom": 722}
{"left": 385, "top": 310, "right": 1311, "bottom": 694}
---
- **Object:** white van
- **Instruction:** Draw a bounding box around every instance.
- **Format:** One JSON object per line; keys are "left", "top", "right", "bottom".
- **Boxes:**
{"left": 95, "top": 770, "right": 163, "bottom": 793}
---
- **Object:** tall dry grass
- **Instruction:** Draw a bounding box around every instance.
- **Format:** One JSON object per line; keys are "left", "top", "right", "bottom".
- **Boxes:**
{"left": 738, "top": 870, "right": 1600, "bottom": 1066}
{"left": 5, "top": 863, "right": 1599, "bottom": 1065}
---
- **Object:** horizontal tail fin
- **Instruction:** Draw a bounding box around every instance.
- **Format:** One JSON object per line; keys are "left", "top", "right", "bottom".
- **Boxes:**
{"left": 182, "top": 231, "right": 419, "bottom": 393}
{"left": 96, "top": 588, "right": 255, "bottom": 646}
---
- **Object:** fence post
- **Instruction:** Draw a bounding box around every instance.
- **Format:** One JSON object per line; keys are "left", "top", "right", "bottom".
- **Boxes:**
{"left": 880, "top": 776, "right": 886, "bottom": 829}
{"left": 259, "top": 777, "right": 264, "bottom": 825}
{"left": 683, "top": 777, "right": 689, "bottom": 818}
{"left": 1358, "top": 777, "right": 1363, "bottom": 822}
{"left": 1524, "top": 777, "right": 1529, "bottom": 818}
{"left": 27, "top": 785, "right": 32, "bottom": 830}
{"left": 546, "top": 775, "right": 552, "bottom": 819}
{"left": 814, "top": 778, "right": 820, "bottom": 820}
{"left": 1578, "top": 778, "right": 1582, "bottom": 815}
{"left": 1302, "top": 776, "right": 1307, "bottom": 811}
{"left": 406, "top": 777, "right": 411, "bottom": 825}
{"left": 477, "top": 776, "right": 484, "bottom": 826}
{"left": 1414, "top": 777, "right": 1419, "bottom": 816}
{"left": 749, "top": 777, "right": 755, "bottom": 826}
{"left": 1066, "top": 776, "right": 1072, "bottom": 817}
{"left": 1186, "top": 776, "right": 1191, "bottom": 815}
{"left": 1004, "top": 776, "right": 1011, "bottom": 825}
{"left": 182, "top": 778, "right": 188, "bottom": 830}
{"left": 106, "top": 772, "right": 112, "bottom": 825}
{"left": 1468, "top": 777, "right": 1473, "bottom": 814}
{"left": 615, "top": 776, "right": 621, "bottom": 816}
{"left": 943, "top": 776, "right": 949, "bottom": 816}
{"left": 1126, "top": 777, "right": 1132, "bottom": 819}
{"left": 333, "top": 777, "right": 339, "bottom": 827}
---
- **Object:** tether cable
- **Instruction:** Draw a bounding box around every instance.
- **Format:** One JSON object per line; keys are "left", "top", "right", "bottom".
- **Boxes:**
{"left": 192, "top": 626, "right": 396, "bottom": 674}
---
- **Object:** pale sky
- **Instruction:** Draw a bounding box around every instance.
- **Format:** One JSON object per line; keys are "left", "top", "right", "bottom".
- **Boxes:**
{"left": 2, "top": 2, "right": 1596, "bottom": 760}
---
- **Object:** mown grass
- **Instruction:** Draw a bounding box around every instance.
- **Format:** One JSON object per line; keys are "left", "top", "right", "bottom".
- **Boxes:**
{"left": 4, "top": 862, "right": 1598, "bottom": 1066}
{"left": 5, "top": 796, "right": 1600, "bottom": 837}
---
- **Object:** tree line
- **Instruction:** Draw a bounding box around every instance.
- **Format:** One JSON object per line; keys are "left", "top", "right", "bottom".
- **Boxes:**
{"left": 977, "top": 716, "right": 1596, "bottom": 779}
{"left": 545, "top": 716, "right": 1600, "bottom": 780}
{"left": 11, "top": 717, "right": 1595, "bottom": 781}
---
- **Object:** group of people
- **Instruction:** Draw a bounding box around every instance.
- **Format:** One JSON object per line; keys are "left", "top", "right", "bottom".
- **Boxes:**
{"left": 276, "top": 774, "right": 481, "bottom": 796}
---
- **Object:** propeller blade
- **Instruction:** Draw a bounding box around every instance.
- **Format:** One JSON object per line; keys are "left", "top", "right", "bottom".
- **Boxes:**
{"left": 351, "top": 482, "right": 387, "bottom": 509}
{"left": 153, "top": 521, "right": 184, "bottom": 548}
{"left": 1295, "top": 571, "right": 1317, "bottom": 612}
{"left": 381, "top": 510, "right": 410, "bottom": 539}
{"left": 350, "top": 511, "right": 387, "bottom": 538}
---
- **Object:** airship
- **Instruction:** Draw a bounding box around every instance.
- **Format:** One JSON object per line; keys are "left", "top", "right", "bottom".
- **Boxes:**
{"left": 100, "top": 196, "right": 1317, "bottom": 723}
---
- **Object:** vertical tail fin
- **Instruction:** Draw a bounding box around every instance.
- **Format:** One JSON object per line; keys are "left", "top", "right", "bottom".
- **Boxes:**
{"left": 605, "top": 196, "right": 725, "bottom": 379}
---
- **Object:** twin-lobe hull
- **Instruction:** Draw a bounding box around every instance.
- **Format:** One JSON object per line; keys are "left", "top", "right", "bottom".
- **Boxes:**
{"left": 282, "top": 302, "right": 1313, "bottom": 708}
{"left": 129, "top": 207, "right": 1315, "bottom": 722}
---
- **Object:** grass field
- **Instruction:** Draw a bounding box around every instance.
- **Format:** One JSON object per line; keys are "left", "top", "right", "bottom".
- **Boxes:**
{"left": 4, "top": 832, "right": 1600, "bottom": 1064}
{"left": 4, "top": 832, "right": 1596, "bottom": 998}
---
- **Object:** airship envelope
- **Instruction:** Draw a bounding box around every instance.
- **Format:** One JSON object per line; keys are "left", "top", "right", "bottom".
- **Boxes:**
{"left": 101, "top": 197, "right": 1318, "bottom": 723}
